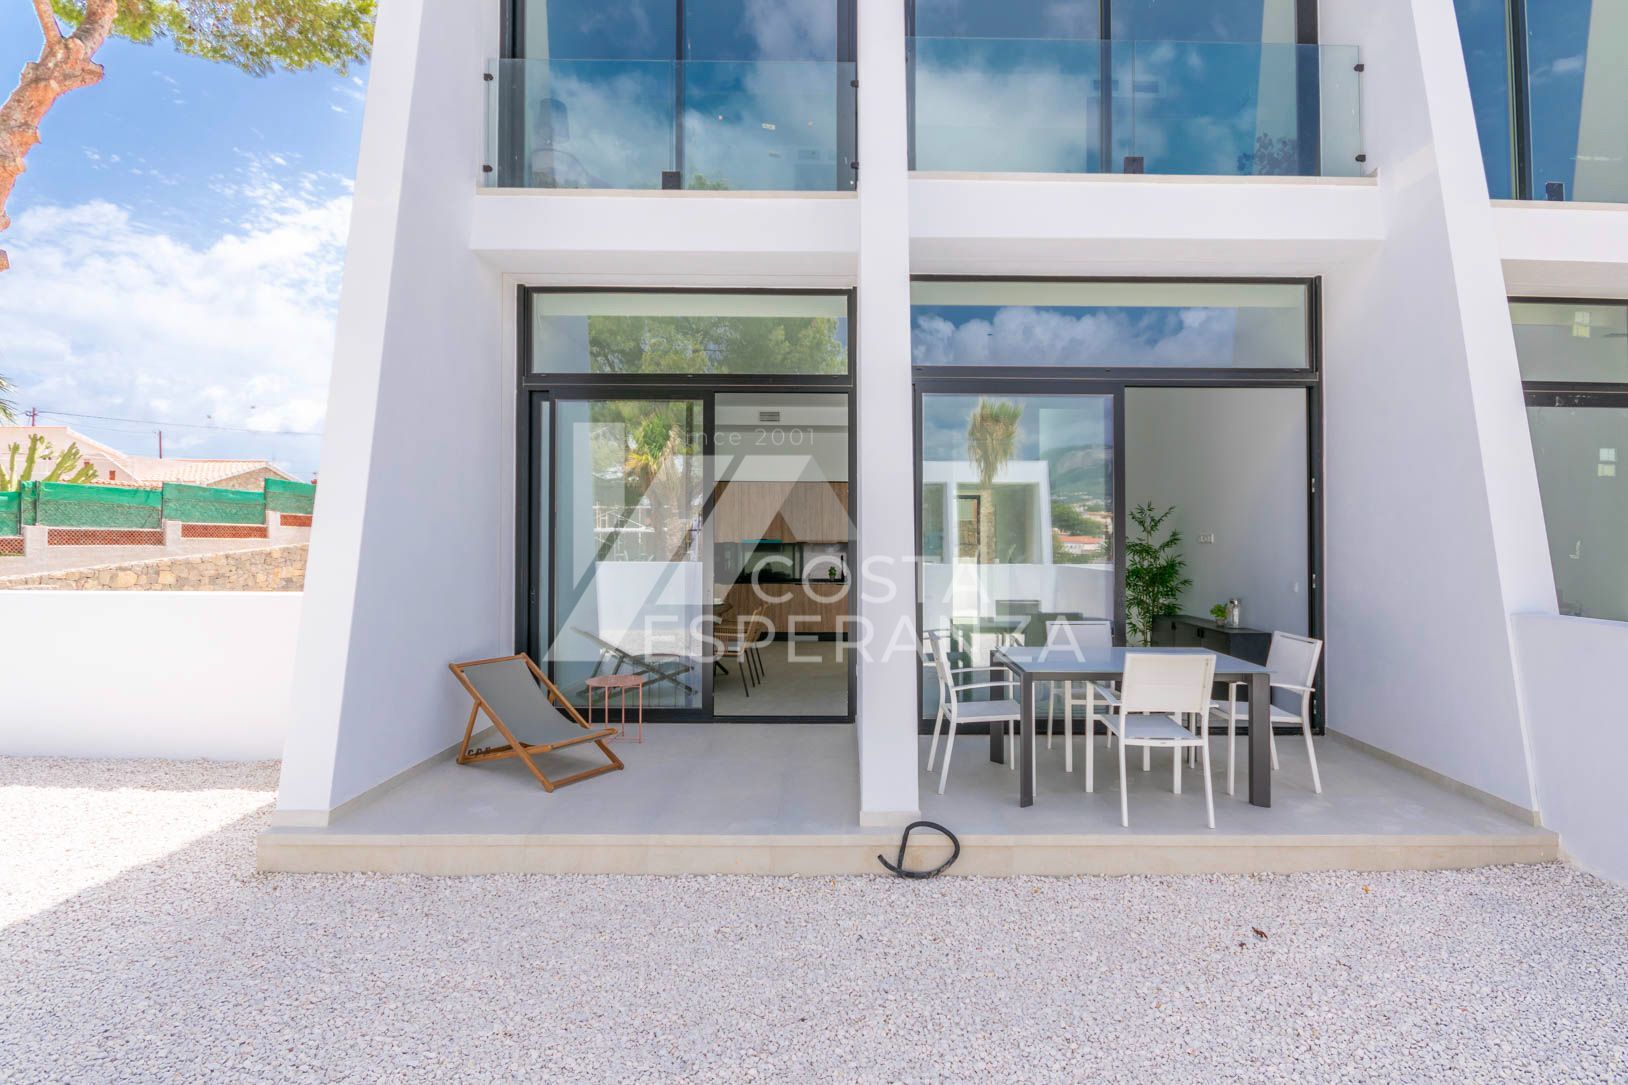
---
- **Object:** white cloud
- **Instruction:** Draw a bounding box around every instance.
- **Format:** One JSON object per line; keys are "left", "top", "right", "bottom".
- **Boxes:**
{"left": 912, "top": 306, "right": 1241, "bottom": 367}
{"left": 0, "top": 161, "right": 348, "bottom": 475}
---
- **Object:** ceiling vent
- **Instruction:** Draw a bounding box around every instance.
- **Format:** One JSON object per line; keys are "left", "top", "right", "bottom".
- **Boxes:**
{"left": 758, "top": 410, "right": 782, "bottom": 423}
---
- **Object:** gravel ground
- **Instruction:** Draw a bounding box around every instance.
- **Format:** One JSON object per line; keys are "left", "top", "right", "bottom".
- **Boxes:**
{"left": 1, "top": 758, "right": 1625, "bottom": 1084}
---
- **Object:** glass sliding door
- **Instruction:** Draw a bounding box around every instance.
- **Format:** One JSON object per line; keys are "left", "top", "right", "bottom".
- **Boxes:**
{"left": 918, "top": 392, "right": 1116, "bottom": 718}
{"left": 550, "top": 398, "right": 706, "bottom": 710}
{"left": 712, "top": 392, "right": 853, "bottom": 717}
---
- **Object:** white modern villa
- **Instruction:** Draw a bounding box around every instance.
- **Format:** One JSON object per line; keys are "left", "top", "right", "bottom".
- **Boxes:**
{"left": 255, "top": 0, "right": 1628, "bottom": 879}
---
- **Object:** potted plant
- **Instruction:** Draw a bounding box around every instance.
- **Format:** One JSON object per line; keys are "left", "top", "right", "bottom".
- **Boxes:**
{"left": 1124, "top": 502, "right": 1192, "bottom": 646}
{"left": 1210, "top": 602, "right": 1230, "bottom": 626}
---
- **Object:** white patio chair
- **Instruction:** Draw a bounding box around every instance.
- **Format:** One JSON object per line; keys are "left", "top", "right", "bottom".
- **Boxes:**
{"left": 1043, "top": 619, "right": 1120, "bottom": 772}
{"left": 1210, "top": 631, "right": 1323, "bottom": 796}
{"left": 924, "top": 631, "right": 1023, "bottom": 794}
{"left": 1102, "top": 651, "right": 1217, "bottom": 828}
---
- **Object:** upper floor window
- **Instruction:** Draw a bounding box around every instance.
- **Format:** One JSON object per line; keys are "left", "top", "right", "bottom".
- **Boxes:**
{"left": 906, "top": 0, "right": 1363, "bottom": 178}
{"left": 1454, "top": 0, "right": 1628, "bottom": 203}
{"left": 487, "top": 1, "right": 856, "bottom": 192}
{"left": 1514, "top": 300, "right": 1628, "bottom": 622}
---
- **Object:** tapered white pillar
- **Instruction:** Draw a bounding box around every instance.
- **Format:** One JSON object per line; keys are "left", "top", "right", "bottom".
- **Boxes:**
{"left": 853, "top": 0, "right": 920, "bottom": 826}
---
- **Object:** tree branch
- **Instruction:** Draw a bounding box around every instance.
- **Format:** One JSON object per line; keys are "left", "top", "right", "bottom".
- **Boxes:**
{"left": 71, "top": 0, "right": 121, "bottom": 56}
{"left": 0, "top": 0, "right": 119, "bottom": 271}
{"left": 31, "top": 0, "right": 61, "bottom": 43}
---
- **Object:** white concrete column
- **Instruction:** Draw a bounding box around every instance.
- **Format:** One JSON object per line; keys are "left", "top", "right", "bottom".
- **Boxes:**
{"left": 854, "top": 0, "right": 920, "bottom": 826}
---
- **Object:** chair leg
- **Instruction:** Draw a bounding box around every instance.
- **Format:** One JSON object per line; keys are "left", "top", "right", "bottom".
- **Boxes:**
{"left": 1143, "top": 745, "right": 1150, "bottom": 772}
{"left": 1064, "top": 692, "right": 1074, "bottom": 774}
{"left": 1173, "top": 742, "right": 1182, "bottom": 795}
{"left": 1302, "top": 718, "right": 1322, "bottom": 794}
{"left": 740, "top": 655, "right": 751, "bottom": 698}
{"left": 1270, "top": 726, "right": 1280, "bottom": 771}
{"left": 938, "top": 718, "right": 958, "bottom": 795}
{"left": 1084, "top": 711, "right": 1095, "bottom": 793}
{"left": 1047, "top": 683, "right": 1056, "bottom": 750}
{"left": 926, "top": 702, "right": 946, "bottom": 771}
{"left": 1227, "top": 699, "right": 1238, "bottom": 797}
{"left": 1118, "top": 738, "right": 1130, "bottom": 828}
{"left": 1201, "top": 738, "right": 1215, "bottom": 829}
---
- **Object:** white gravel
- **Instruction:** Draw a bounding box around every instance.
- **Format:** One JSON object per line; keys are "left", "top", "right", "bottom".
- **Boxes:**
{"left": 1, "top": 758, "right": 1625, "bottom": 1084}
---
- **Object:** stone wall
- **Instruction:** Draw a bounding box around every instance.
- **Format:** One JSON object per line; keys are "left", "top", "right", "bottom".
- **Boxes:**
{"left": 0, "top": 544, "right": 307, "bottom": 591}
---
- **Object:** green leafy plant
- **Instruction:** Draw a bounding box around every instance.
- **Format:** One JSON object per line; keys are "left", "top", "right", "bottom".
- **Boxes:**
{"left": 1210, "top": 602, "right": 1230, "bottom": 625}
{"left": 1124, "top": 502, "right": 1191, "bottom": 646}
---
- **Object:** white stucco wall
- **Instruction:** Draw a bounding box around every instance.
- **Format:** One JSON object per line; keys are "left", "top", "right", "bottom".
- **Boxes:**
{"left": 1513, "top": 613, "right": 1628, "bottom": 883}
{"left": 0, "top": 592, "right": 299, "bottom": 761}
{"left": 1316, "top": 0, "right": 1550, "bottom": 812}
{"left": 275, "top": 0, "right": 508, "bottom": 821}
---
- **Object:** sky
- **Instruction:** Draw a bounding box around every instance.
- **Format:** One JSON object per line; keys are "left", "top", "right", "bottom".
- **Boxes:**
{"left": 0, "top": 8, "right": 369, "bottom": 480}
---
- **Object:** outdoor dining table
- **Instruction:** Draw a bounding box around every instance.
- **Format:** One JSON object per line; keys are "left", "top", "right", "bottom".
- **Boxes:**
{"left": 989, "top": 645, "right": 1275, "bottom": 809}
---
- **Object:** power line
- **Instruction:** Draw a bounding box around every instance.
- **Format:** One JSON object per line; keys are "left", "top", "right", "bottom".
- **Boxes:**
{"left": 30, "top": 408, "right": 324, "bottom": 438}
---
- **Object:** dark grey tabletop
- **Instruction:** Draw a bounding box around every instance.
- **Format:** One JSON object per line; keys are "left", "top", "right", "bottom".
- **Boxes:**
{"left": 990, "top": 645, "right": 1276, "bottom": 809}
{"left": 993, "top": 645, "right": 1270, "bottom": 680}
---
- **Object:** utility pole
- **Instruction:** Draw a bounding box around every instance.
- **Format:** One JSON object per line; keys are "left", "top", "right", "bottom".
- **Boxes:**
{"left": 156, "top": 430, "right": 164, "bottom": 459}
{"left": 27, "top": 407, "right": 37, "bottom": 426}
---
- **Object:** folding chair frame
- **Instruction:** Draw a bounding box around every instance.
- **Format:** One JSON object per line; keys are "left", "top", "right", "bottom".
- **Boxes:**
{"left": 448, "top": 653, "right": 625, "bottom": 792}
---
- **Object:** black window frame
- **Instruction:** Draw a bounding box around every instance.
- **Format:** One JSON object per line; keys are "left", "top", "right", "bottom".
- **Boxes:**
{"left": 909, "top": 274, "right": 1326, "bottom": 732}
{"left": 516, "top": 285, "right": 860, "bottom": 724}
{"left": 1512, "top": 295, "right": 1628, "bottom": 620}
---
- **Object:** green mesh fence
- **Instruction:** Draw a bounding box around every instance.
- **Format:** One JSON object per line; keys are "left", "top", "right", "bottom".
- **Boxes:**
{"left": 263, "top": 477, "right": 316, "bottom": 515}
{"left": 18, "top": 481, "right": 38, "bottom": 527}
{"left": 160, "top": 483, "right": 266, "bottom": 525}
{"left": 35, "top": 482, "right": 163, "bottom": 529}
{"left": 0, "top": 491, "right": 19, "bottom": 537}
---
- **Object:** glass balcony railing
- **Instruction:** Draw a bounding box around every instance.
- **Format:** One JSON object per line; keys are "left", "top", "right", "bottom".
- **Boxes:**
{"left": 908, "top": 38, "right": 1364, "bottom": 179}
{"left": 484, "top": 58, "right": 857, "bottom": 192}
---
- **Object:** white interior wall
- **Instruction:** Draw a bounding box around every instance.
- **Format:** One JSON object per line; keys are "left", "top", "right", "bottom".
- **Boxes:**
{"left": 275, "top": 0, "right": 506, "bottom": 821}
{"left": 1315, "top": 0, "right": 1551, "bottom": 812}
{"left": 1125, "top": 387, "right": 1309, "bottom": 637}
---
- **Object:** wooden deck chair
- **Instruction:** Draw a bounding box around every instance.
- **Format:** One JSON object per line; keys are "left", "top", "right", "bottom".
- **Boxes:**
{"left": 572, "top": 627, "right": 698, "bottom": 699}
{"left": 448, "top": 654, "right": 624, "bottom": 792}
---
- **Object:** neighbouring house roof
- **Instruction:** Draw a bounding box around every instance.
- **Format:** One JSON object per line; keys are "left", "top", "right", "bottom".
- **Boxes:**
{"left": 0, "top": 425, "right": 138, "bottom": 483}
{"left": 0, "top": 426, "right": 298, "bottom": 488}
{"left": 119, "top": 457, "right": 298, "bottom": 487}
{"left": 1056, "top": 534, "right": 1103, "bottom": 546}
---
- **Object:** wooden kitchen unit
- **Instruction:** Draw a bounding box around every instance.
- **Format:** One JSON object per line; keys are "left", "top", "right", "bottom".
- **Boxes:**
{"left": 712, "top": 482, "right": 851, "bottom": 543}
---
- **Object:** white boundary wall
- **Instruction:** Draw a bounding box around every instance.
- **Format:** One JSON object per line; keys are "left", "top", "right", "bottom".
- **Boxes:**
{"left": 1513, "top": 613, "right": 1628, "bottom": 883}
{"left": 0, "top": 591, "right": 300, "bottom": 761}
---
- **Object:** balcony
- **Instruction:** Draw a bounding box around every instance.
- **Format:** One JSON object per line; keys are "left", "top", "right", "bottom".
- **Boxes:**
{"left": 907, "top": 38, "right": 1363, "bottom": 179}
{"left": 483, "top": 58, "right": 857, "bottom": 193}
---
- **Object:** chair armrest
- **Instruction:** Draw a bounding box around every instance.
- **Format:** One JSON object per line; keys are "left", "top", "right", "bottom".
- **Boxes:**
{"left": 954, "top": 680, "right": 1017, "bottom": 696}
{"left": 1271, "top": 682, "right": 1315, "bottom": 695}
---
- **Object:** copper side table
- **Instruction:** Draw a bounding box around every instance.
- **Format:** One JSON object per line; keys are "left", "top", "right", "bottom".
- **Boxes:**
{"left": 585, "top": 673, "right": 644, "bottom": 743}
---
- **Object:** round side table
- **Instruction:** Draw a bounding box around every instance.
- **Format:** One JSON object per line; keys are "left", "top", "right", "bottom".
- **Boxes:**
{"left": 585, "top": 674, "right": 644, "bottom": 743}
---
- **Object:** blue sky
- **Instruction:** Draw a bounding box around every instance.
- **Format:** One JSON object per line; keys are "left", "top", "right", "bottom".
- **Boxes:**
{"left": 0, "top": 7, "right": 369, "bottom": 479}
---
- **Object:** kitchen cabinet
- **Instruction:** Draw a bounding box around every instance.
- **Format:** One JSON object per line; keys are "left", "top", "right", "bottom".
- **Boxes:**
{"left": 722, "top": 581, "right": 849, "bottom": 635}
{"left": 1149, "top": 615, "right": 1270, "bottom": 663}
{"left": 712, "top": 482, "right": 849, "bottom": 543}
